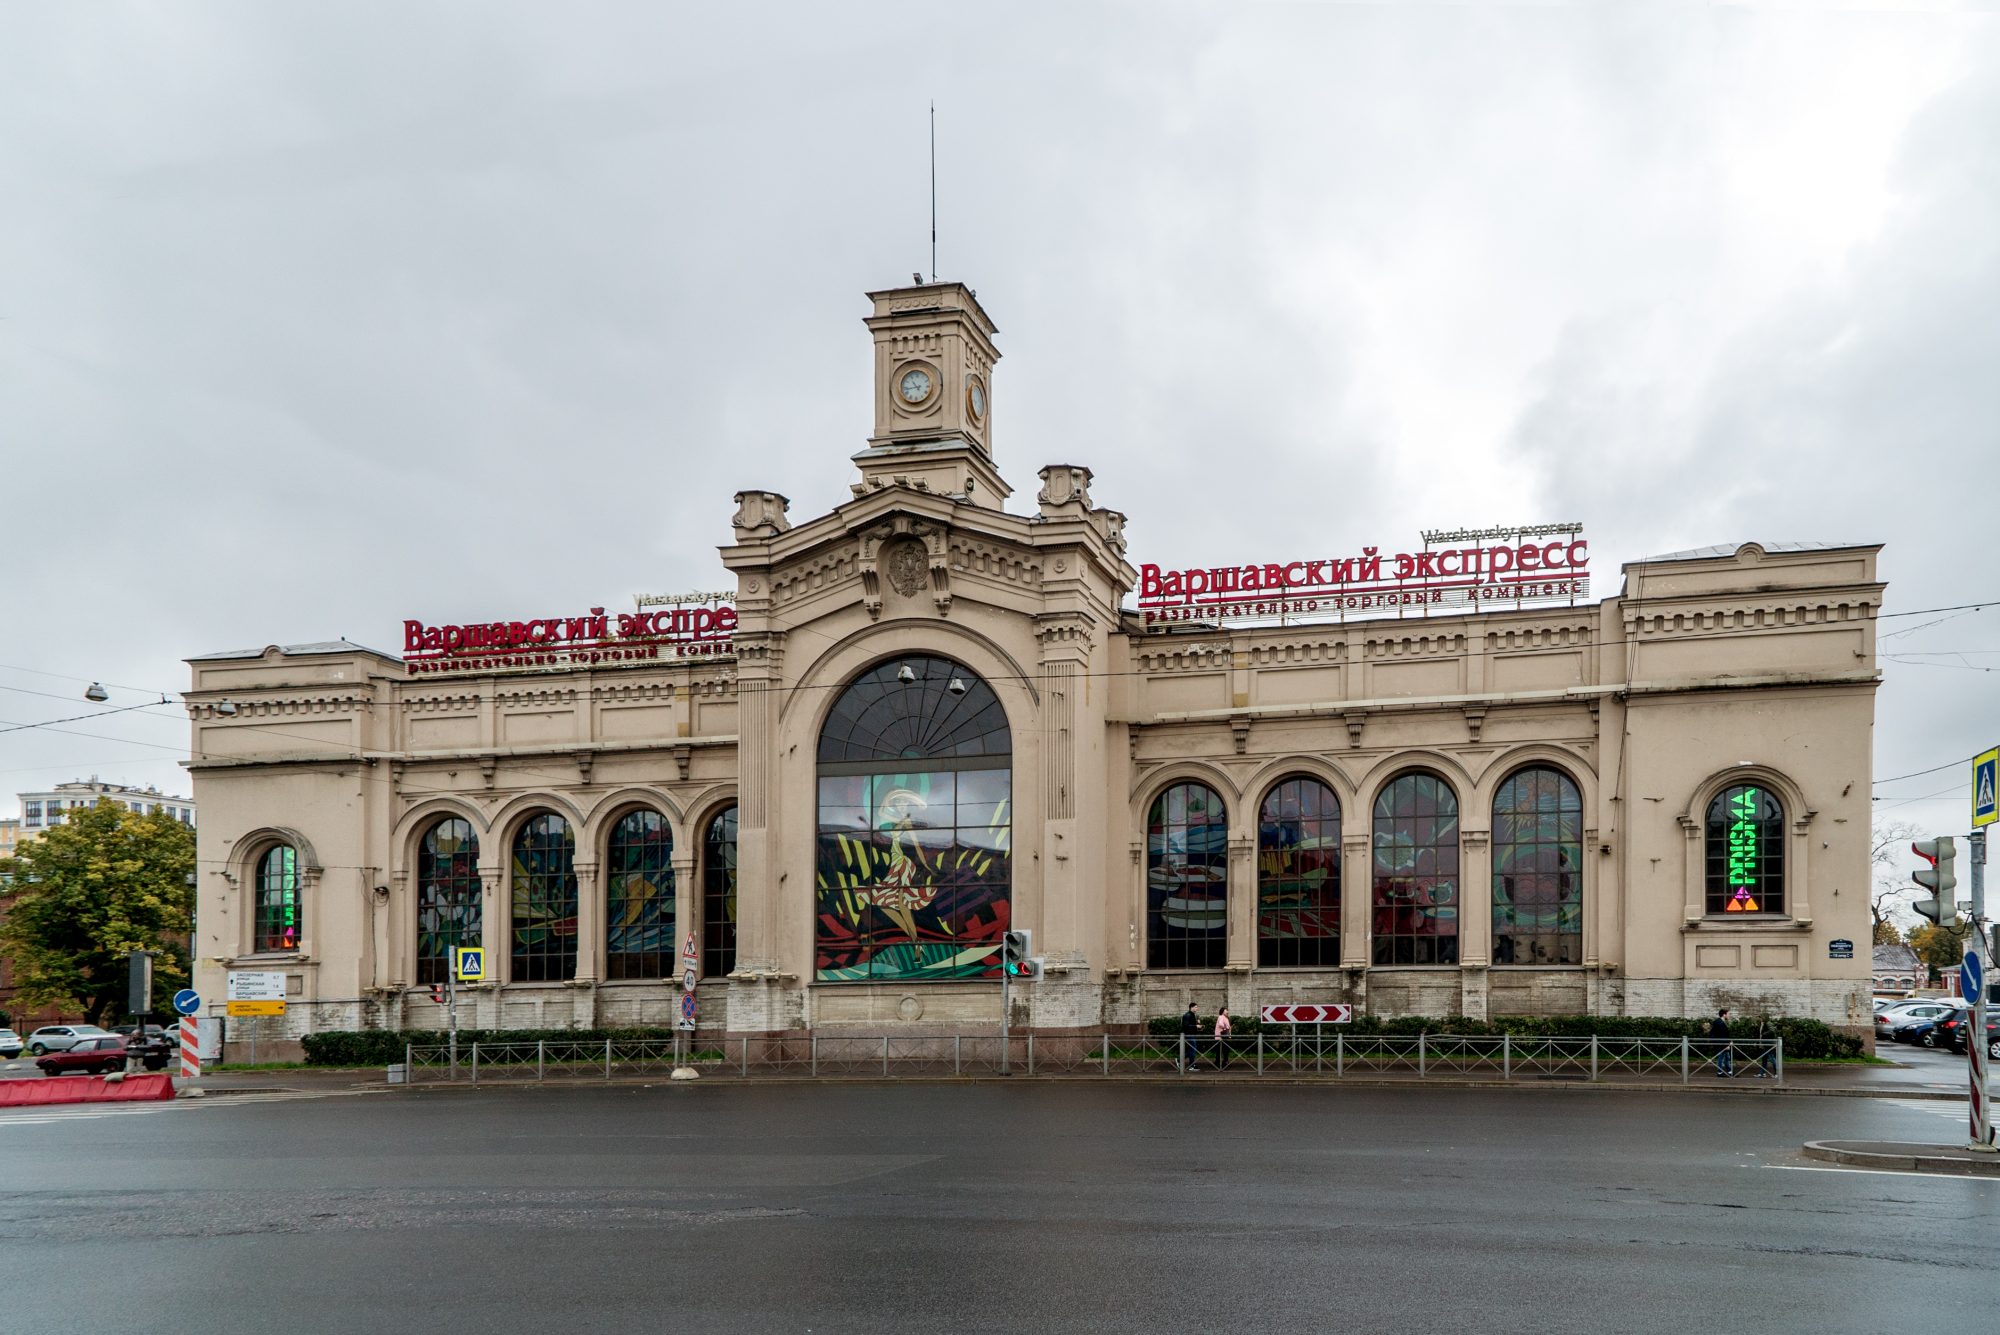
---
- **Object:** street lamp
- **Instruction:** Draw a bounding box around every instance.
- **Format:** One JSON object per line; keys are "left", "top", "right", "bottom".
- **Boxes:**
{"left": 85, "top": 683, "right": 110, "bottom": 703}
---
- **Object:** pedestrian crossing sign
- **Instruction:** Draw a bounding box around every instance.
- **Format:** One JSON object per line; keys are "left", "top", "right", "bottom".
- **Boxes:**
{"left": 455, "top": 946, "right": 487, "bottom": 981}
{"left": 1975, "top": 747, "right": 1998, "bottom": 829}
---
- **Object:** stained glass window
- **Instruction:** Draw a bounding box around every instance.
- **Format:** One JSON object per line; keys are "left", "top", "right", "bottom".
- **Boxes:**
{"left": 1372, "top": 772, "right": 1459, "bottom": 965}
{"left": 1257, "top": 778, "right": 1340, "bottom": 968}
{"left": 1706, "top": 784, "right": 1784, "bottom": 915}
{"left": 417, "top": 818, "right": 479, "bottom": 986}
{"left": 816, "top": 658, "right": 1011, "bottom": 982}
{"left": 1491, "top": 767, "right": 1583, "bottom": 965}
{"left": 511, "top": 813, "right": 578, "bottom": 982}
{"left": 1148, "top": 782, "right": 1228, "bottom": 970}
{"left": 605, "top": 809, "right": 673, "bottom": 980}
{"left": 253, "top": 844, "right": 300, "bottom": 953}
{"left": 703, "top": 806, "right": 739, "bottom": 979}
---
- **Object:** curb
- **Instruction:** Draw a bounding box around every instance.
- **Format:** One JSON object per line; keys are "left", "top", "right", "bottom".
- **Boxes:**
{"left": 1802, "top": 1140, "right": 2000, "bottom": 1176}
{"left": 377, "top": 1073, "right": 1969, "bottom": 1100}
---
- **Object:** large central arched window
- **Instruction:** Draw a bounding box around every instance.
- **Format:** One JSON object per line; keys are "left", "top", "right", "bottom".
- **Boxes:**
{"left": 815, "top": 656, "right": 1011, "bottom": 982}
{"left": 1148, "top": 782, "right": 1229, "bottom": 969}
{"left": 605, "top": 809, "right": 673, "bottom": 980}
{"left": 1257, "top": 778, "right": 1340, "bottom": 968}
{"left": 511, "top": 813, "right": 578, "bottom": 982}
{"left": 1491, "top": 766, "right": 1583, "bottom": 965}
{"left": 1372, "top": 772, "right": 1460, "bottom": 965}
{"left": 417, "top": 817, "right": 480, "bottom": 986}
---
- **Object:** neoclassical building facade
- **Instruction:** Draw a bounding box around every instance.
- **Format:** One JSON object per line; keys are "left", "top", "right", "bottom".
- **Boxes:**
{"left": 185, "top": 282, "right": 1884, "bottom": 1049}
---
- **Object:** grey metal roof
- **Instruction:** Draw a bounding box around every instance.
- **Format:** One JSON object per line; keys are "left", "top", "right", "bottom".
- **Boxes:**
{"left": 1633, "top": 540, "right": 1869, "bottom": 564}
{"left": 188, "top": 640, "right": 396, "bottom": 662}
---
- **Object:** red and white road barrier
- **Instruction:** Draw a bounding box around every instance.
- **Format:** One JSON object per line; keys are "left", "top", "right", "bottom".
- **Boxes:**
{"left": 1259, "top": 1004, "right": 1353, "bottom": 1025}
{"left": 180, "top": 1015, "right": 200, "bottom": 1079}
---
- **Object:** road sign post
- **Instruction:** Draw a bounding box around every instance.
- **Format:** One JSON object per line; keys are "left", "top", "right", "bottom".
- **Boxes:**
{"left": 669, "top": 933, "right": 699, "bottom": 1079}
{"left": 1967, "top": 829, "right": 1993, "bottom": 1152}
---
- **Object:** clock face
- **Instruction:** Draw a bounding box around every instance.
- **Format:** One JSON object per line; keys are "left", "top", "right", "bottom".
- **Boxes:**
{"left": 898, "top": 367, "right": 934, "bottom": 405}
{"left": 968, "top": 379, "right": 987, "bottom": 420}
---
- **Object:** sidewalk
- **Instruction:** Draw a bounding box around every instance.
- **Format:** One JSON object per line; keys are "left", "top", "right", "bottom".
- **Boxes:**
{"left": 1802, "top": 1140, "right": 2000, "bottom": 1176}
{"left": 177, "top": 1057, "right": 1992, "bottom": 1099}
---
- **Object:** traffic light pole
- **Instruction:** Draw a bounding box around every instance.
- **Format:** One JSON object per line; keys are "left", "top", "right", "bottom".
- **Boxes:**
{"left": 1969, "top": 831, "right": 1993, "bottom": 1151}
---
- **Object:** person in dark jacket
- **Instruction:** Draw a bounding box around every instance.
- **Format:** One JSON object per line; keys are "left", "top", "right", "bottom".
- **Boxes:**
{"left": 1180, "top": 1002, "right": 1201, "bottom": 1072}
{"left": 1709, "top": 1008, "right": 1734, "bottom": 1077}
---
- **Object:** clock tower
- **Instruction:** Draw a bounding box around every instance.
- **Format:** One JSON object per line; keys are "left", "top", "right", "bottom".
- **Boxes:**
{"left": 854, "top": 280, "right": 1010, "bottom": 507}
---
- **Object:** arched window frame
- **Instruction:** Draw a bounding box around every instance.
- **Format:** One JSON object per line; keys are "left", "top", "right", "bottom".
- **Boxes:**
{"left": 416, "top": 817, "right": 480, "bottom": 986}
{"left": 604, "top": 807, "right": 674, "bottom": 981}
{"left": 702, "top": 804, "right": 739, "bottom": 979}
{"left": 1146, "top": 779, "right": 1230, "bottom": 970}
{"left": 1704, "top": 782, "right": 1786, "bottom": 916}
{"left": 1255, "top": 775, "right": 1341, "bottom": 969}
{"left": 1489, "top": 765, "right": 1584, "bottom": 966}
{"left": 815, "top": 656, "right": 1012, "bottom": 983}
{"left": 252, "top": 844, "right": 301, "bottom": 954}
{"left": 1371, "top": 770, "right": 1460, "bottom": 966}
{"left": 510, "top": 812, "right": 578, "bottom": 983}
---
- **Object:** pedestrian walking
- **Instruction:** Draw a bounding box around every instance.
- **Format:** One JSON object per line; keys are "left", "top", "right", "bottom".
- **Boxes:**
{"left": 1180, "top": 1002, "right": 1200, "bottom": 1072}
{"left": 1213, "top": 1007, "right": 1233, "bottom": 1071}
{"left": 1754, "top": 1017, "right": 1778, "bottom": 1079}
{"left": 1709, "top": 1008, "right": 1734, "bottom": 1077}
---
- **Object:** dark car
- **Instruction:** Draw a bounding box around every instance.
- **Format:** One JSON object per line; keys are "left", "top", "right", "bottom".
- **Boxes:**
{"left": 1947, "top": 1016, "right": 2000, "bottom": 1059}
{"left": 36, "top": 1035, "right": 130, "bottom": 1076}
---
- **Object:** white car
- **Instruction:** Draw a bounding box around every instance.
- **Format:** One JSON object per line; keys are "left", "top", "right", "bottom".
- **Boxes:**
{"left": 0, "top": 1028, "right": 21, "bottom": 1058}
{"left": 24, "top": 1024, "right": 114, "bottom": 1056}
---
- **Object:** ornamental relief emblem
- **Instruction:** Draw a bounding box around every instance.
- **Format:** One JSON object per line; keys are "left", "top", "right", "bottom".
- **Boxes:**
{"left": 884, "top": 539, "right": 929, "bottom": 597}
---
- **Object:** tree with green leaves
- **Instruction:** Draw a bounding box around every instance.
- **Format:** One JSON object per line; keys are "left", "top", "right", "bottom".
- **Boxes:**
{"left": 0, "top": 799, "right": 194, "bottom": 1025}
{"left": 1907, "top": 920, "right": 1972, "bottom": 985}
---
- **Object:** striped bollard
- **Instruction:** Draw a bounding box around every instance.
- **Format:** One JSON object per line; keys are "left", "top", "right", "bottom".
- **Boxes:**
{"left": 179, "top": 1016, "right": 201, "bottom": 1079}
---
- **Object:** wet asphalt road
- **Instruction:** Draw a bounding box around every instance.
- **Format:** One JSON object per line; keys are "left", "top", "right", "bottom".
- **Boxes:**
{"left": 1, "top": 1082, "right": 1994, "bottom": 1335}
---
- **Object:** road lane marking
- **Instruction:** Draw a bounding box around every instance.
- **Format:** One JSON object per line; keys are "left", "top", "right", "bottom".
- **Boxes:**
{"left": 1766, "top": 1164, "right": 2000, "bottom": 1182}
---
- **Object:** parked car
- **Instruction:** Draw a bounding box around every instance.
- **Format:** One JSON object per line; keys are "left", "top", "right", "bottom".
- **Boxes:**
{"left": 1923, "top": 1013, "right": 1968, "bottom": 1050}
{"left": 1946, "top": 1016, "right": 2000, "bottom": 1059}
{"left": 1874, "top": 1001, "right": 1959, "bottom": 1043}
{"left": 25, "top": 1024, "right": 115, "bottom": 1056}
{"left": 0, "top": 1028, "right": 21, "bottom": 1058}
{"left": 35, "top": 1035, "right": 130, "bottom": 1076}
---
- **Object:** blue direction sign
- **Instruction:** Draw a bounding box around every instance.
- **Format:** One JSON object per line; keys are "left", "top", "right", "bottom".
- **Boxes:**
{"left": 1964, "top": 952, "right": 1984, "bottom": 1001}
{"left": 172, "top": 989, "right": 201, "bottom": 1016}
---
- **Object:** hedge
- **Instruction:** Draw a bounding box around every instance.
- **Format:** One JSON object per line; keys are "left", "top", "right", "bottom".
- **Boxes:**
{"left": 1145, "top": 1013, "right": 1861, "bottom": 1059}
{"left": 303, "top": 1026, "right": 690, "bottom": 1067}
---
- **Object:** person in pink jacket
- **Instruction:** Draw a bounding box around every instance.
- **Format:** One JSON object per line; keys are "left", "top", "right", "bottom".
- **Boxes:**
{"left": 1213, "top": 1007, "right": 1233, "bottom": 1071}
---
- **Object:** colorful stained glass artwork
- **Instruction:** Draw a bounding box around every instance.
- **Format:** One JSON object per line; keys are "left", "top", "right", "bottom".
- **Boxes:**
{"left": 1257, "top": 778, "right": 1340, "bottom": 968}
{"left": 1491, "top": 766, "right": 1583, "bottom": 965}
{"left": 417, "top": 818, "right": 480, "bottom": 986}
{"left": 1372, "top": 772, "right": 1460, "bottom": 965}
{"left": 606, "top": 809, "right": 674, "bottom": 980}
{"left": 816, "top": 658, "right": 1011, "bottom": 983}
{"left": 512, "top": 813, "right": 578, "bottom": 982}
{"left": 1149, "top": 782, "right": 1229, "bottom": 969}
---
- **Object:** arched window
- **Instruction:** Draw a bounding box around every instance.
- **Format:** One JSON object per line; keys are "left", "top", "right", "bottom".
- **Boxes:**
{"left": 417, "top": 817, "right": 480, "bottom": 986}
{"left": 1372, "top": 772, "right": 1459, "bottom": 965}
{"left": 511, "top": 813, "right": 578, "bottom": 982}
{"left": 1148, "top": 782, "right": 1228, "bottom": 969}
{"left": 1257, "top": 778, "right": 1340, "bottom": 968}
{"left": 1491, "top": 766, "right": 1583, "bottom": 965}
{"left": 815, "top": 656, "right": 1011, "bottom": 982}
{"left": 605, "top": 809, "right": 673, "bottom": 980}
{"left": 702, "top": 805, "right": 739, "bottom": 979}
{"left": 253, "top": 845, "right": 300, "bottom": 954}
{"left": 1705, "top": 783, "right": 1785, "bottom": 915}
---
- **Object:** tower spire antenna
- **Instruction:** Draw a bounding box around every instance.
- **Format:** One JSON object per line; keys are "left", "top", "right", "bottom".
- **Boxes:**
{"left": 929, "top": 100, "right": 937, "bottom": 282}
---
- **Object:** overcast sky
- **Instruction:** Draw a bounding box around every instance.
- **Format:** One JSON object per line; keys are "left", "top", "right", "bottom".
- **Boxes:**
{"left": 2, "top": 2, "right": 1994, "bottom": 873}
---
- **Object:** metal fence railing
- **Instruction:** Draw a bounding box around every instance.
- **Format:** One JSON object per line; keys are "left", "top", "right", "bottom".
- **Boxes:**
{"left": 398, "top": 1033, "right": 1783, "bottom": 1085}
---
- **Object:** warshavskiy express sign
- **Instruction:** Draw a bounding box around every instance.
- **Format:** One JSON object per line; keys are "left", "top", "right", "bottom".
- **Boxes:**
{"left": 1137, "top": 524, "right": 1590, "bottom": 626}
{"left": 403, "top": 592, "right": 736, "bottom": 675}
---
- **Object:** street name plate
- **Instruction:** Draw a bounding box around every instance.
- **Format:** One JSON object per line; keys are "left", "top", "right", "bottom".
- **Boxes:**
{"left": 226, "top": 971, "right": 287, "bottom": 1002}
